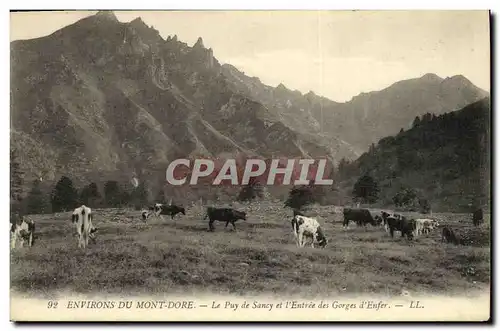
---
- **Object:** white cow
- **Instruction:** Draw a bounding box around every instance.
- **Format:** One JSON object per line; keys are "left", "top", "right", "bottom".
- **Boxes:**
{"left": 291, "top": 215, "right": 328, "bottom": 248}
{"left": 10, "top": 216, "right": 35, "bottom": 249}
{"left": 72, "top": 205, "right": 96, "bottom": 248}
{"left": 414, "top": 218, "right": 439, "bottom": 237}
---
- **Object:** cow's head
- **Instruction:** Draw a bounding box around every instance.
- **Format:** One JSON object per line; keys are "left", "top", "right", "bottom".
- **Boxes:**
{"left": 179, "top": 207, "right": 186, "bottom": 215}
{"left": 373, "top": 215, "right": 383, "bottom": 226}
{"left": 239, "top": 211, "right": 247, "bottom": 221}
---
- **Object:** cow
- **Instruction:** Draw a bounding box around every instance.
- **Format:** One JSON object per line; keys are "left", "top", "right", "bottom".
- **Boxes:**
{"left": 380, "top": 211, "right": 404, "bottom": 232}
{"left": 155, "top": 204, "right": 186, "bottom": 220}
{"left": 10, "top": 215, "right": 35, "bottom": 249}
{"left": 343, "top": 208, "right": 379, "bottom": 228}
{"left": 141, "top": 210, "right": 152, "bottom": 222}
{"left": 385, "top": 215, "right": 415, "bottom": 240}
{"left": 72, "top": 205, "right": 95, "bottom": 249}
{"left": 441, "top": 226, "right": 460, "bottom": 245}
{"left": 291, "top": 215, "right": 327, "bottom": 248}
{"left": 204, "top": 207, "right": 246, "bottom": 231}
{"left": 472, "top": 208, "right": 484, "bottom": 226}
{"left": 414, "top": 218, "right": 439, "bottom": 237}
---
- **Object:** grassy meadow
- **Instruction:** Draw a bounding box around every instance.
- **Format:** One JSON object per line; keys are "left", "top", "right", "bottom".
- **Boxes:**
{"left": 10, "top": 201, "right": 491, "bottom": 299}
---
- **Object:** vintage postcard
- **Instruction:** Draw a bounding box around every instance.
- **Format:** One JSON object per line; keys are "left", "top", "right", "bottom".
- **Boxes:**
{"left": 9, "top": 10, "right": 491, "bottom": 322}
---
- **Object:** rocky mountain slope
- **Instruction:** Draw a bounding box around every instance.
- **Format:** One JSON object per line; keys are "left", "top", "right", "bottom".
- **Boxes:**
{"left": 221, "top": 65, "right": 488, "bottom": 155}
{"left": 11, "top": 11, "right": 346, "bottom": 192}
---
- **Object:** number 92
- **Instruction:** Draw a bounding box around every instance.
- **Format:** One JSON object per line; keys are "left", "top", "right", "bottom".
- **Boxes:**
{"left": 47, "top": 301, "right": 58, "bottom": 309}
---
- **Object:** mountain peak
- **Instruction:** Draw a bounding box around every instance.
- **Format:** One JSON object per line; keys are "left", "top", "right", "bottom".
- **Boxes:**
{"left": 130, "top": 17, "right": 147, "bottom": 26}
{"left": 420, "top": 73, "right": 443, "bottom": 81}
{"left": 193, "top": 37, "right": 205, "bottom": 49}
{"left": 94, "top": 10, "right": 119, "bottom": 22}
{"left": 276, "top": 83, "right": 288, "bottom": 90}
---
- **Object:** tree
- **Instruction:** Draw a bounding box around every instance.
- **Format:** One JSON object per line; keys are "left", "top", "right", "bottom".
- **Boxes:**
{"left": 419, "top": 198, "right": 432, "bottom": 214}
{"left": 10, "top": 149, "right": 24, "bottom": 214}
{"left": 80, "top": 182, "right": 101, "bottom": 206}
{"left": 155, "top": 188, "right": 166, "bottom": 203}
{"left": 130, "top": 182, "right": 150, "bottom": 209}
{"left": 337, "top": 158, "right": 350, "bottom": 176}
{"left": 26, "top": 179, "right": 51, "bottom": 214}
{"left": 104, "top": 180, "right": 121, "bottom": 207}
{"left": 51, "top": 176, "right": 78, "bottom": 212}
{"left": 237, "top": 178, "right": 264, "bottom": 202}
{"left": 392, "top": 187, "right": 418, "bottom": 209}
{"left": 352, "top": 174, "right": 379, "bottom": 204}
{"left": 412, "top": 116, "right": 421, "bottom": 128}
{"left": 284, "top": 185, "right": 315, "bottom": 210}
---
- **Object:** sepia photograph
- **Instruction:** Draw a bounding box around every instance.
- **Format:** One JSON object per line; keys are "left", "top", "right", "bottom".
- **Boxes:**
{"left": 9, "top": 9, "right": 491, "bottom": 322}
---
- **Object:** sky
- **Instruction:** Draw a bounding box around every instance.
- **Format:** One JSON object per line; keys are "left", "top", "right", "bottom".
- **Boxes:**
{"left": 10, "top": 10, "right": 490, "bottom": 102}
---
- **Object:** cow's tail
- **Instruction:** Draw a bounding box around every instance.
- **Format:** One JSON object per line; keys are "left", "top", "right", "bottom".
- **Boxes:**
{"left": 203, "top": 213, "right": 208, "bottom": 220}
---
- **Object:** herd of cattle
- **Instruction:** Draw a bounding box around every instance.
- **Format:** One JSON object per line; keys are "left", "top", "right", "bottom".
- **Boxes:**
{"left": 9, "top": 201, "right": 486, "bottom": 250}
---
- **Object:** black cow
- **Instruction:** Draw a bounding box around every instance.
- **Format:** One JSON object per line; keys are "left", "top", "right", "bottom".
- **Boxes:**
{"left": 472, "top": 208, "right": 484, "bottom": 227}
{"left": 343, "top": 208, "right": 379, "bottom": 227}
{"left": 156, "top": 204, "right": 186, "bottom": 220}
{"left": 441, "top": 226, "right": 460, "bottom": 245}
{"left": 385, "top": 216, "right": 415, "bottom": 240}
{"left": 204, "top": 207, "right": 247, "bottom": 231}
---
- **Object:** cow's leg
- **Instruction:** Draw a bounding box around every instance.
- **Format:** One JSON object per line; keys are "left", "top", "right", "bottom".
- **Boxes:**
{"left": 225, "top": 221, "right": 229, "bottom": 229}
{"left": 84, "top": 227, "right": 90, "bottom": 247}
{"left": 389, "top": 227, "right": 394, "bottom": 238}
{"left": 209, "top": 219, "right": 215, "bottom": 231}
{"left": 231, "top": 221, "right": 236, "bottom": 231}
{"left": 28, "top": 232, "right": 33, "bottom": 247}
{"left": 298, "top": 232, "right": 304, "bottom": 247}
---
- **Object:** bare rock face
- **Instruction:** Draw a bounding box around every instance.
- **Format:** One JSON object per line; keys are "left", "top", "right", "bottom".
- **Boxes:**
{"left": 10, "top": 11, "right": 338, "bottom": 192}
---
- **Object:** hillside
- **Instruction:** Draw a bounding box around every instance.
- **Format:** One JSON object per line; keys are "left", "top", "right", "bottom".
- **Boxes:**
{"left": 335, "top": 97, "right": 491, "bottom": 212}
{"left": 222, "top": 66, "right": 488, "bottom": 155}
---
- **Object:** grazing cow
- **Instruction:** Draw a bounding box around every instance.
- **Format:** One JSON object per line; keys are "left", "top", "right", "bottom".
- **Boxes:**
{"left": 10, "top": 216, "right": 35, "bottom": 249}
{"left": 141, "top": 210, "right": 152, "bottom": 222}
{"left": 204, "top": 207, "right": 246, "bottom": 231}
{"left": 291, "top": 215, "right": 327, "bottom": 248}
{"left": 343, "top": 208, "right": 379, "bottom": 228}
{"left": 72, "top": 205, "right": 95, "bottom": 249}
{"left": 155, "top": 204, "right": 186, "bottom": 220}
{"left": 441, "top": 226, "right": 460, "bottom": 245}
{"left": 472, "top": 208, "right": 484, "bottom": 226}
{"left": 414, "top": 218, "right": 439, "bottom": 237}
{"left": 380, "top": 211, "right": 405, "bottom": 232}
{"left": 385, "top": 216, "right": 415, "bottom": 240}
